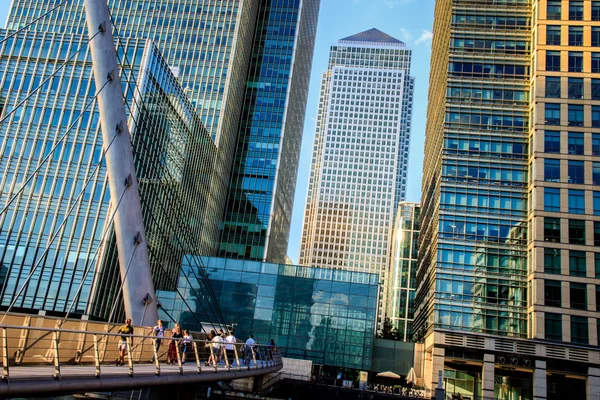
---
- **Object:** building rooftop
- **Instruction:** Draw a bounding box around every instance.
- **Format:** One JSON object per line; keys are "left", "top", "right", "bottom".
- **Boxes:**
{"left": 339, "top": 28, "right": 405, "bottom": 45}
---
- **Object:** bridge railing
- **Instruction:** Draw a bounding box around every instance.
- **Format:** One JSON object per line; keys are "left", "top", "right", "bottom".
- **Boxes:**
{"left": 0, "top": 323, "right": 281, "bottom": 381}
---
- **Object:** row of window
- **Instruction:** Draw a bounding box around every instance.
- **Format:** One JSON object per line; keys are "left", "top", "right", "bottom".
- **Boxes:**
{"left": 545, "top": 313, "right": 594, "bottom": 345}
{"left": 546, "top": 25, "right": 600, "bottom": 47}
{"left": 544, "top": 103, "right": 600, "bottom": 126}
{"left": 543, "top": 217, "right": 600, "bottom": 247}
{"left": 544, "top": 280, "right": 598, "bottom": 311}
{"left": 544, "top": 76, "right": 600, "bottom": 100}
{"left": 546, "top": 1, "right": 600, "bottom": 21}
{"left": 545, "top": 51, "right": 600, "bottom": 73}
{"left": 543, "top": 158, "right": 600, "bottom": 184}
{"left": 542, "top": 247, "right": 600, "bottom": 276}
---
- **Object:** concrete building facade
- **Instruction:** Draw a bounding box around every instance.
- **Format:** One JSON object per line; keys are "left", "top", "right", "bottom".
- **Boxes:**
{"left": 415, "top": 1, "right": 600, "bottom": 399}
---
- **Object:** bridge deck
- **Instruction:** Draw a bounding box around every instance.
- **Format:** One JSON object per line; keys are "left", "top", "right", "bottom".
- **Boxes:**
{"left": 0, "top": 361, "right": 280, "bottom": 397}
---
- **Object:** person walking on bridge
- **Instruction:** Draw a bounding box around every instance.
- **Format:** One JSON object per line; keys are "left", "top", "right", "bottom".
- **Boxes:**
{"left": 116, "top": 318, "right": 133, "bottom": 366}
{"left": 149, "top": 319, "right": 165, "bottom": 363}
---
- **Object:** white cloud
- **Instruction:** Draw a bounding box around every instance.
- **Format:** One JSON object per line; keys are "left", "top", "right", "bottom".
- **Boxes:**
{"left": 415, "top": 29, "right": 433, "bottom": 45}
{"left": 399, "top": 27, "right": 412, "bottom": 42}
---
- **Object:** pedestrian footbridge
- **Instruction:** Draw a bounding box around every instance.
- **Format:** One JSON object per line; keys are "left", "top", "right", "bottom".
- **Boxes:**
{"left": 0, "top": 313, "right": 282, "bottom": 397}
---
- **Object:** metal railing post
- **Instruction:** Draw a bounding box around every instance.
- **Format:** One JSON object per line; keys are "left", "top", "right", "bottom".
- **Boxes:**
{"left": 52, "top": 331, "right": 60, "bottom": 379}
{"left": 153, "top": 339, "right": 160, "bottom": 376}
{"left": 1, "top": 328, "right": 8, "bottom": 380}
{"left": 93, "top": 334, "right": 101, "bottom": 378}
{"left": 232, "top": 343, "right": 241, "bottom": 371}
{"left": 192, "top": 340, "right": 202, "bottom": 374}
{"left": 126, "top": 337, "right": 133, "bottom": 377}
{"left": 208, "top": 342, "right": 217, "bottom": 372}
{"left": 251, "top": 345, "right": 258, "bottom": 369}
{"left": 223, "top": 348, "right": 231, "bottom": 372}
{"left": 175, "top": 339, "right": 183, "bottom": 375}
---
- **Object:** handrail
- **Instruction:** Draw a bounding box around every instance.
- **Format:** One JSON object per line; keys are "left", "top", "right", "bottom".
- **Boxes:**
{"left": 0, "top": 323, "right": 282, "bottom": 383}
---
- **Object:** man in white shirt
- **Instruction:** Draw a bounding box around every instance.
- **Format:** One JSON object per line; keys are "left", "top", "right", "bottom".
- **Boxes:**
{"left": 225, "top": 330, "right": 236, "bottom": 365}
{"left": 243, "top": 334, "right": 255, "bottom": 365}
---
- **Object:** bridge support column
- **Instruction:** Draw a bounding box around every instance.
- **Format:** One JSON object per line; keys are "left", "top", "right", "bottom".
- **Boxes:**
{"left": 83, "top": 0, "right": 157, "bottom": 326}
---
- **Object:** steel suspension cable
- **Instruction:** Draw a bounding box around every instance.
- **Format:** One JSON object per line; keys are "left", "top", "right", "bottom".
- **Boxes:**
{"left": 0, "top": 0, "right": 71, "bottom": 46}
{"left": 111, "top": 45, "right": 228, "bottom": 328}
{"left": 0, "top": 78, "right": 111, "bottom": 218}
{"left": 0, "top": 126, "right": 122, "bottom": 324}
{"left": 58, "top": 132, "right": 124, "bottom": 323}
{"left": 0, "top": 29, "right": 102, "bottom": 125}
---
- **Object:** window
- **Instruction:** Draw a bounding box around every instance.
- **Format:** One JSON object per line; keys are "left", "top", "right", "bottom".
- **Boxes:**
{"left": 570, "top": 250, "right": 587, "bottom": 276}
{"left": 545, "top": 313, "right": 562, "bottom": 341}
{"left": 547, "top": 0, "right": 562, "bottom": 19}
{"left": 593, "top": 53, "right": 600, "bottom": 73}
{"left": 568, "top": 132, "right": 584, "bottom": 154}
{"left": 570, "top": 283, "right": 587, "bottom": 310}
{"left": 568, "top": 26, "right": 583, "bottom": 46}
{"left": 593, "top": 162, "right": 600, "bottom": 185}
{"left": 593, "top": 79, "right": 600, "bottom": 100}
{"left": 596, "top": 285, "right": 600, "bottom": 310}
{"left": 571, "top": 316, "right": 588, "bottom": 345}
{"left": 544, "top": 248, "right": 561, "bottom": 274}
{"left": 568, "top": 189, "right": 585, "bottom": 214}
{"left": 592, "top": 106, "right": 600, "bottom": 128}
{"left": 569, "top": 219, "right": 586, "bottom": 245}
{"left": 545, "top": 159, "right": 561, "bottom": 182}
{"left": 544, "top": 217, "right": 561, "bottom": 242}
{"left": 596, "top": 253, "right": 600, "bottom": 277}
{"left": 594, "top": 192, "right": 600, "bottom": 215}
{"left": 545, "top": 280, "right": 562, "bottom": 307}
{"left": 568, "top": 52, "right": 583, "bottom": 72}
{"left": 568, "top": 160, "right": 584, "bottom": 184}
{"left": 544, "top": 131, "right": 561, "bottom": 153}
{"left": 569, "top": 1, "right": 584, "bottom": 20}
{"left": 594, "top": 1, "right": 600, "bottom": 21}
{"left": 545, "top": 103, "right": 561, "bottom": 125}
{"left": 545, "top": 187, "right": 561, "bottom": 211}
{"left": 593, "top": 27, "right": 600, "bottom": 47}
{"left": 547, "top": 26, "right": 561, "bottom": 45}
{"left": 546, "top": 51, "right": 561, "bottom": 71}
{"left": 568, "top": 78, "right": 583, "bottom": 99}
{"left": 546, "top": 77, "right": 561, "bottom": 98}
{"left": 568, "top": 104, "right": 584, "bottom": 126}
{"left": 595, "top": 221, "right": 600, "bottom": 246}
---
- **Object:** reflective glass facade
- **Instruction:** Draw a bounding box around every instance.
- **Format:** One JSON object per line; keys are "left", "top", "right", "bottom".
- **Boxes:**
{"left": 386, "top": 202, "right": 419, "bottom": 341}
{"left": 0, "top": 31, "right": 221, "bottom": 318}
{"left": 300, "top": 29, "right": 414, "bottom": 325}
{"left": 219, "top": 0, "right": 320, "bottom": 263}
{"left": 160, "top": 256, "right": 378, "bottom": 371}
{"left": 1, "top": 0, "right": 320, "bottom": 318}
{"left": 415, "top": 0, "right": 531, "bottom": 340}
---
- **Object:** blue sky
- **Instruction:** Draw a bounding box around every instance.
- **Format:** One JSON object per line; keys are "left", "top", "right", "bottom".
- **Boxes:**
{"left": 0, "top": 0, "right": 434, "bottom": 264}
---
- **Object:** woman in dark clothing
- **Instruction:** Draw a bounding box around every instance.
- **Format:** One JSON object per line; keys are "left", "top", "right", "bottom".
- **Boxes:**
{"left": 167, "top": 323, "right": 182, "bottom": 365}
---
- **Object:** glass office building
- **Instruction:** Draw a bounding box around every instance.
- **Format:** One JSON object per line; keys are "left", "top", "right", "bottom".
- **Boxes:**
{"left": 158, "top": 256, "right": 378, "bottom": 371}
{"left": 0, "top": 30, "right": 223, "bottom": 322}
{"left": 218, "top": 0, "right": 321, "bottom": 263}
{"left": 7, "top": 0, "right": 320, "bottom": 266}
{"left": 299, "top": 29, "right": 414, "bottom": 327}
{"left": 385, "top": 202, "right": 419, "bottom": 341}
{"left": 415, "top": 1, "right": 600, "bottom": 399}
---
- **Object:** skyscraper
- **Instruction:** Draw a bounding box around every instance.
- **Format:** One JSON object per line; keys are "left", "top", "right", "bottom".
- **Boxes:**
{"left": 0, "top": 0, "right": 319, "bottom": 318}
{"left": 218, "top": 0, "right": 320, "bottom": 263}
{"left": 386, "top": 202, "right": 419, "bottom": 341}
{"left": 415, "top": 1, "right": 600, "bottom": 399}
{"left": 299, "top": 28, "right": 414, "bottom": 321}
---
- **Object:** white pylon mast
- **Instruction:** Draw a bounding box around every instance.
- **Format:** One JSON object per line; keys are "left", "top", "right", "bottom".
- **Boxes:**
{"left": 83, "top": 0, "right": 158, "bottom": 326}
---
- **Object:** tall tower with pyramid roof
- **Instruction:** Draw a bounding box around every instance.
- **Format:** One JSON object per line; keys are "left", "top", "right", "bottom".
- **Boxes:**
{"left": 299, "top": 28, "right": 414, "bottom": 328}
